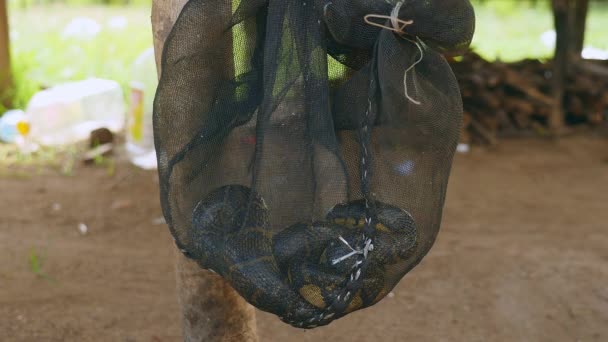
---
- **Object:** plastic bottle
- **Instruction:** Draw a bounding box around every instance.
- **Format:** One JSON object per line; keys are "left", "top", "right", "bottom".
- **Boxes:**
{"left": 0, "top": 110, "right": 26, "bottom": 143}
{"left": 126, "top": 48, "right": 158, "bottom": 169}
{"left": 0, "top": 109, "right": 38, "bottom": 153}
{"left": 26, "top": 78, "right": 125, "bottom": 146}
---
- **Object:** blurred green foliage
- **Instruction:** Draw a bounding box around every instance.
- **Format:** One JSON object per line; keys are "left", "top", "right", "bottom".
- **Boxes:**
{"left": 9, "top": 0, "right": 150, "bottom": 7}
{"left": 1, "top": 0, "right": 607, "bottom": 115}
{"left": 471, "top": 0, "right": 608, "bottom": 61}
{"left": 3, "top": 4, "right": 153, "bottom": 114}
{"left": 0, "top": 52, "right": 39, "bottom": 113}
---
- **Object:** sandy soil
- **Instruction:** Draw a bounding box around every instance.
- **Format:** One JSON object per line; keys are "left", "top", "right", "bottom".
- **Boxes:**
{"left": 1, "top": 136, "right": 607, "bottom": 342}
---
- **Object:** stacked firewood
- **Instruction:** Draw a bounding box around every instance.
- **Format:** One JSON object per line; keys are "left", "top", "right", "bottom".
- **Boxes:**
{"left": 449, "top": 52, "right": 608, "bottom": 145}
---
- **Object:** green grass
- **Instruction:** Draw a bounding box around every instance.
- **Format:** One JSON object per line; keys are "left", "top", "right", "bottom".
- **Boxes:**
{"left": 0, "top": 143, "right": 77, "bottom": 177}
{"left": 4, "top": 2, "right": 608, "bottom": 112}
{"left": 8, "top": 4, "right": 153, "bottom": 110}
{"left": 471, "top": 0, "right": 608, "bottom": 61}
{"left": 28, "top": 248, "right": 53, "bottom": 280}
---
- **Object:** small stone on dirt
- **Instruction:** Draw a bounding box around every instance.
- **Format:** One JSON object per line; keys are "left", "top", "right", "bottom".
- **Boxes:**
{"left": 110, "top": 199, "right": 133, "bottom": 210}
{"left": 78, "top": 223, "right": 88, "bottom": 235}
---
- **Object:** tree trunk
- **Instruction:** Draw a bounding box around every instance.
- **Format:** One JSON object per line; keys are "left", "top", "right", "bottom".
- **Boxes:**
{"left": 151, "top": 1, "right": 259, "bottom": 341}
{"left": 550, "top": 0, "right": 570, "bottom": 134}
{"left": 0, "top": 0, "right": 12, "bottom": 108}
{"left": 572, "top": 0, "right": 589, "bottom": 59}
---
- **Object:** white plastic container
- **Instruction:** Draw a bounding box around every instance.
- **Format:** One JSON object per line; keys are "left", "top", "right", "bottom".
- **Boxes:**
{"left": 0, "top": 109, "right": 27, "bottom": 143}
{"left": 126, "top": 48, "right": 158, "bottom": 169}
{"left": 26, "top": 78, "right": 125, "bottom": 146}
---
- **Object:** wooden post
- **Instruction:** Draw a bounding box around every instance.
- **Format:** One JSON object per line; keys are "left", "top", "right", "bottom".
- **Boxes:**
{"left": 550, "top": 0, "right": 591, "bottom": 135}
{"left": 550, "top": 0, "right": 570, "bottom": 135}
{"left": 0, "top": 0, "right": 12, "bottom": 108}
{"left": 572, "top": 0, "right": 589, "bottom": 59}
{"left": 151, "top": 1, "right": 258, "bottom": 341}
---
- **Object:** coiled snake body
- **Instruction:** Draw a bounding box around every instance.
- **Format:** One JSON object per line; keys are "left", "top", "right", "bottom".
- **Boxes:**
{"left": 190, "top": 184, "right": 417, "bottom": 328}
{"left": 155, "top": 0, "right": 474, "bottom": 330}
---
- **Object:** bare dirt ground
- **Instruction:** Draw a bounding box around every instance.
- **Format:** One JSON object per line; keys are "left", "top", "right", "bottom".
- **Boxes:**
{"left": 1, "top": 136, "right": 607, "bottom": 342}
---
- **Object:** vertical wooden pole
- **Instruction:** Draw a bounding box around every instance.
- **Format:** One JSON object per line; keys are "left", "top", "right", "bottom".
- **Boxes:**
{"left": 151, "top": 1, "right": 258, "bottom": 341}
{"left": 550, "top": 0, "right": 570, "bottom": 134}
{"left": 0, "top": 0, "right": 12, "bottom": 108}
{"left": 572, "top": 0, "right": 589, "bottom": 59}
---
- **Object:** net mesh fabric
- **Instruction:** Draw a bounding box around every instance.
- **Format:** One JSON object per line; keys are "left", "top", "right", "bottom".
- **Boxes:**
{"left": 154, "top": 0, "right": 474, "bottom": 328}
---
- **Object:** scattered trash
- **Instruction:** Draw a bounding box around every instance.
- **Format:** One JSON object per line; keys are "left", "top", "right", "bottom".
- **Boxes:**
{"left": 82, "top": 143, "right": 113, "bottom": 164}
{"left": 126, "top": 48, "right": 158, "bottom": 170}
{"left": 62, "top": 17, "right": 101, "bottom": 40}
{"left": 0, "top": 109, "right": 38, "bottom": 153}
{"left": 388, "top": 292, "right": 395, "bottom": 298}
{"left": 110, "top": 199, "right": 133, "bottom": 210}
{"left": 152, "top": 216, "right": 166, "bottom": 225}
{"left": 51, "top": 203, "right": 62, "bottom": 212}
{"left": 26, "top": 78, "right": 125, "bottom": 146}
{"left": 130, "top": 150, "right": 158, "bottom": 170}
{"left": 456, "top": 143, "right": 471, "bottom": 154}
{"left": 89, "top": 127, "right": 114, "bottom": 147}
{"left": 78, "top": 223, "right": 88, "bottom": 235}
{"left": 0, "top": 110, "right": 26, "bottom": 143}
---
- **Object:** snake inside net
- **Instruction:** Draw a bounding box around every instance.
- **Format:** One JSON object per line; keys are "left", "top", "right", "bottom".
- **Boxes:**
{"left": 153, "top": 0, "right": 475, "bottom": 329}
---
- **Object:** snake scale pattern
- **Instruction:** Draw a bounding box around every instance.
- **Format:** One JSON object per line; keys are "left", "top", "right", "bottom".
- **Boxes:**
{"left": 155, "top": 0, "right": 475, "bottom": 329}
{"left": 189, "top": 185, "right": 417, "bottom": 328}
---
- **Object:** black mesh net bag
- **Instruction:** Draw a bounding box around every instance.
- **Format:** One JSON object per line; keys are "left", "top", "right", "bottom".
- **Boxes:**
{"left": 154, "top": 0, "right": 475, "bottom": 329}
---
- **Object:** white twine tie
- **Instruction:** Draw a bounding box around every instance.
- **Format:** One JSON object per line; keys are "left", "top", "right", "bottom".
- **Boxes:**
{"left": 363, "top": 1, "right": 423, "bottom": 105}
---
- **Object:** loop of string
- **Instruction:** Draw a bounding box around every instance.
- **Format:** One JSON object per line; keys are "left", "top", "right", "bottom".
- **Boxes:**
{"left": 363, "top": 1, "right": 423, "bottom": 105}
{"left": 363, "top": 1, "right": 410, "bottom": 35}
{"left": 403, "top": 38, "right": 423, "bottom": 105}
